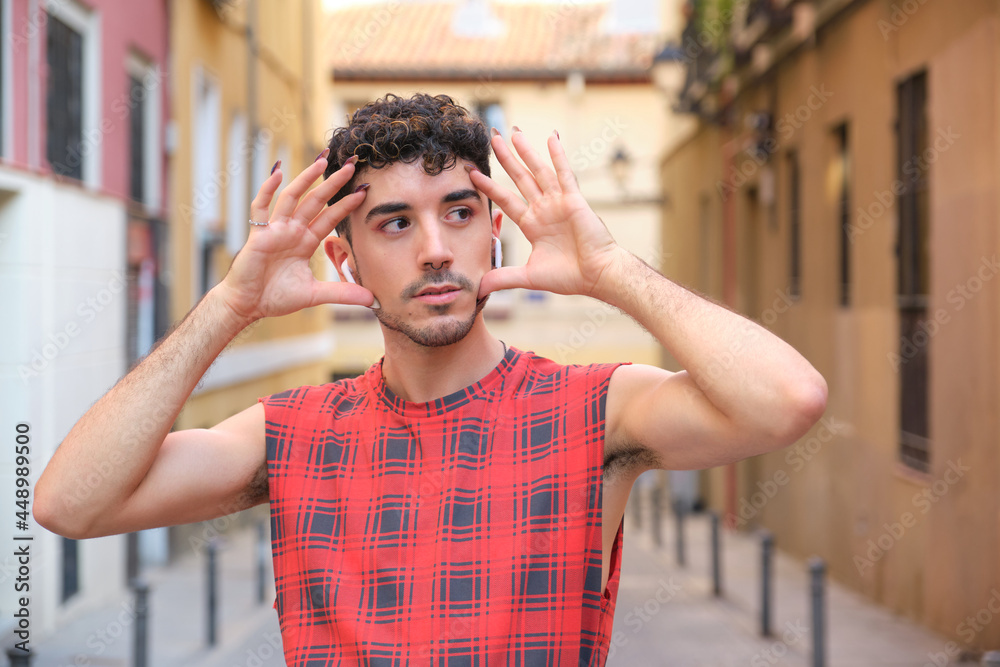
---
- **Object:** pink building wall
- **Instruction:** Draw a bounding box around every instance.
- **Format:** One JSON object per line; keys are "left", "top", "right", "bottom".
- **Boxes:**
{"left": 4, "top": 0, "right": 169, "bottom": 211}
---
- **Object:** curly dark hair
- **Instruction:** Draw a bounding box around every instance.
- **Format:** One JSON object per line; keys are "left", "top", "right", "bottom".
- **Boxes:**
{"left": 323, "top": 93, "right": 493, "bottom": 243}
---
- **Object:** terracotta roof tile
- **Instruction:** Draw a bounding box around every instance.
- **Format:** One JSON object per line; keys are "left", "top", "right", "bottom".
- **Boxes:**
{"left": 324, "top": 2, "right": 659, "bottom": 80}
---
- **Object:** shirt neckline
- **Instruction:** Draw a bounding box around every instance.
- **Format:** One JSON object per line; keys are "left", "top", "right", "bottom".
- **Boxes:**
{"left": 370, "top": 346, "right": 520, "bottom": 417}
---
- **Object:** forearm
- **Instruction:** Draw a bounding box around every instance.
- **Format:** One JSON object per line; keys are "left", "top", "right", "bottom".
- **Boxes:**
{"left": 34, "top": 286, "right": 253, "bottom": 534}
{"left": 596, "top": 249, "right": 827, "bottom": 442}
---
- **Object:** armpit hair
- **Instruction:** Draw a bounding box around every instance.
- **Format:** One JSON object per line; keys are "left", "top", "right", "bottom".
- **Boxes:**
{"left": 239, "top": 462, "right": 270, "bottom": 508}
{"left": 602, "top": 443, "right": 664, "bottom": 482}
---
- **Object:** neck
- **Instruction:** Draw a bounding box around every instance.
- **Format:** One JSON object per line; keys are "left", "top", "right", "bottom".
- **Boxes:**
{"left": 379, "top": 317, "right": 506, "bottom": 404}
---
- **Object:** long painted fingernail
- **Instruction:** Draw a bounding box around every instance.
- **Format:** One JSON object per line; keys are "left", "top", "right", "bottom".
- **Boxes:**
{"left": 353, "top": 183, "right": 370, "bottom": 193}
{"left": 490, "top": 127, "right": 500, "bottom": 137}
{"left": 554, "top": 129, "right": 560, "bottom": 140}
{"left": 464, "top": 164, "right": 478, "bottom": 173}
{"left": 346, "top": 155, "right": 359, "bottom": 165}
{"left": 270, "top": 160, "right": 280, "bottom": 175}
{"left": 369, "top": 297, "right": 381, "bottom": 310}
{"left": 512, "top": 125, "right": 521, "bottom": 133}
{"left": 315, "top": 148, "right": 330, "bottom": 161}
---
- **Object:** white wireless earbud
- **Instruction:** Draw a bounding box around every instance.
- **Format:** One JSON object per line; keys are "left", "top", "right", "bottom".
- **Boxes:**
{"left": 341, "top": 259, "right": 356, "bottom": 284}
{"left": 492, "top": 236, "right": 502, "bottom": 270}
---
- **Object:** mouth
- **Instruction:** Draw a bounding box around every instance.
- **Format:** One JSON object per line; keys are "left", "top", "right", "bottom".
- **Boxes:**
{"left": 414, "top": 283, "right": 463, "bottom": 304}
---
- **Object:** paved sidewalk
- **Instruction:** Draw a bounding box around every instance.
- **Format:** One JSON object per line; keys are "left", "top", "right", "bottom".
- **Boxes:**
{"left": 610, "top": 510, "right": 976, "bottom": 666}
{"left": 28, "top": 526, "right": 284, "bottom": 667}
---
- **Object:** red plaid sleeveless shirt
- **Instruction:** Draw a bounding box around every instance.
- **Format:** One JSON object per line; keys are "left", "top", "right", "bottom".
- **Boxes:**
{"left": 260, "top": 347, "right": 626, "bottom": 666}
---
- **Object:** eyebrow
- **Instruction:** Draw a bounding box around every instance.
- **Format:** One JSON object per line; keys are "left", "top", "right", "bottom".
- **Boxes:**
{"left": 364, "top": 189, "right": 483, "bottom": 224}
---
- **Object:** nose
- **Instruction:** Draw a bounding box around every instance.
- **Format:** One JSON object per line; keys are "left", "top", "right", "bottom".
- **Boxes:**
{"left": 415, "top": 219, "right": 454, "bottom": 271}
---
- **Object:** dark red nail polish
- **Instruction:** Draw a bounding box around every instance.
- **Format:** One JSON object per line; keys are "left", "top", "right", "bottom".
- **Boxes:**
{"left": 270, "top": 160, "right": 280, "bottom": 175}
{"left": 353, "top": 183, "right": 370, "bottom": 193}
{"left": 315, "top": 148, "right": 330, "bottom": 161}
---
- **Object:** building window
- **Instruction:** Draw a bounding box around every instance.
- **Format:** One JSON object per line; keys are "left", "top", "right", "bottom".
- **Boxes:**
{"left": 787, "top": 151, "right": 801, "bottom": 298}
{"left": 45, "top": 0, "right": 98, "bottom": 185}
{"left": 832, "top": 123, "right": 850, "bottom": 307}
{"left": 46, "top": 15, "right": 83, "bottom": 179}
{"left": 225, "top": 114, "right": 248, "bottom": 257}
{"left": 474, "top": 101, "right": 505, "bottom": 136}
{"left": 126, "top": 54, "right": 162, "bottom": 211}
{"left": 128, "top": 74, "right": 145, "bottom": 201}
{"left": 896, "top": 70, "right": 930, "bottom": 473}
{"left": 192, "top": 67, "right": 222, "bottom": 297}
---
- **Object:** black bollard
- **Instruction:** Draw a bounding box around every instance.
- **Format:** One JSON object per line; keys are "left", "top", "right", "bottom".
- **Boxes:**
{"left": 760, "top": 530, "right": 774, "bottom": 637}
{"left": 131, "top": 578, "right": 149, "bottom": 667}
{"left": 206, "top": 539, "right": 219, "bottom": 646}
{"left": 6, "top": 648, "right": 33, "bottom": 666}
{"left": 809, "top": 557, "right": 827, "bottom": 667}
{"left": 710, "top": 511, "right": 722, "bottom": 597}
{"left": 673, "top": 499, "right": 686, "bottom": 567}
{"left": 257, "top": 521, "right": 268, "bottom": 605}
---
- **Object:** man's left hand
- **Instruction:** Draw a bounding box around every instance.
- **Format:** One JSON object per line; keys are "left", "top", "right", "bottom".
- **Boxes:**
{"left": 468, "top": 128, "right": 624, "bottom": 300}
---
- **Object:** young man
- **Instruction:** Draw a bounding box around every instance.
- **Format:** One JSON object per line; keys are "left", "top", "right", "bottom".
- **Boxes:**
{"left": 35, "top": 94, "right": 827, "bottom": 665}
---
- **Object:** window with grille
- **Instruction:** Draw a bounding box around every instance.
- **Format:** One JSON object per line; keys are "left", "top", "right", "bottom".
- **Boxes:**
{"left": 46, "top": 14, "right": 84, "bottom": 180}
{"left": 896, "top": 70, "right": 930, "bottom": 472}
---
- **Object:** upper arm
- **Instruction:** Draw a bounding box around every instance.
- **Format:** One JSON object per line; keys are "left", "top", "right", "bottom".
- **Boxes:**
{"left": 605, "top": 364, "right": 751, "bottom": 473}
{"left": 85, "top": 402, "right": 268, "bottom": 538}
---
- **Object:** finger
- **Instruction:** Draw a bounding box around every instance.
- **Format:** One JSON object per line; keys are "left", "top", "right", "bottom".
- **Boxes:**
{"left": 478, "top": 265, "right": 530, "bottom": 299}
{"left": 293, "top": 157, "right": 359, "bottom": 225}
{"left": 468, "top": 169, "right": 527, "bottom": 222}
{"left": 309, "top": 188, "right": 367, "bottom": 240}
{"left": 249, "top": 168, "right": 283, "bottom": 226}
{"left": 510, "top": 130, "right": 560, "bottom": 193}
{"left": 271, "top": 152, "right": 335, "bottom": 221}
{"left": 547, "top": 132, "right": 580, "bottom": 193}
{"left": 491, "top": 130, "right": 543, "bottom": 201}
{"left": 308, "top": 281, "right": 377, "bottom": 308}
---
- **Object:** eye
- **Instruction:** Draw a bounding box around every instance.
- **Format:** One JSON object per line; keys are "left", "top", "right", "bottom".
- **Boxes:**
{"left": 445, "top": 207, "right": 473, "bottom": 223}
{"left": 380, "top": 217, "right": 410, "bottom": 234}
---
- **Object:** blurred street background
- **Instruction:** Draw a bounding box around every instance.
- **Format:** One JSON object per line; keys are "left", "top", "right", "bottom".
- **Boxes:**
{"left": 2, "top": 0, "right": 1000, "bottom": 664}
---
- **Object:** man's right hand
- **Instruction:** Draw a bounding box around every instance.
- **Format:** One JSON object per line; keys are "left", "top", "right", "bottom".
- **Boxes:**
{"left": 215, "top": 150, "right": 374, "bottom": 326}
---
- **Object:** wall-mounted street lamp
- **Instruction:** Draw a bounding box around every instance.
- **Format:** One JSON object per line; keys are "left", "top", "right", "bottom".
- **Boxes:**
{"left": 610, "top": 145, "right": 632, "bottom": 195}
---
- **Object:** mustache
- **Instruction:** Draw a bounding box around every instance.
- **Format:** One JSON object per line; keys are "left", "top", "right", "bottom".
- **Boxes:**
{"left": 401, "top": 269, "right": 475, "bottom": 299}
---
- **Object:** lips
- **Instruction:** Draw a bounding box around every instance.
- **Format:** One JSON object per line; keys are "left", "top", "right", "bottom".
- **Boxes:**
{"left": 413, "top": 283, "right": 463, "bottom": 304}
{"left": 416, "top": 284, "right": 460, "bottom": 297}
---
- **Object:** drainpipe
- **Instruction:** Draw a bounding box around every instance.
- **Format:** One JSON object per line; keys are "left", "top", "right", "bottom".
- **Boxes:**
{"left": 246, "top": 0, "right": 257, "bottom": 215}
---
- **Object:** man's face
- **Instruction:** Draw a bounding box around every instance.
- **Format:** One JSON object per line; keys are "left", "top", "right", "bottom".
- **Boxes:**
{"left": 344, "top": 159, "right": 498, "bottom": 347}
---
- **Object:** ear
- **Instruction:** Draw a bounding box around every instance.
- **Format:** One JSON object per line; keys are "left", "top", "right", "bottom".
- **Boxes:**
{"left": 325, "top": 234, "right": 354, "bottom": 283}
{"left": 490, "top": 207, "right": 503, "bottom": 237}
